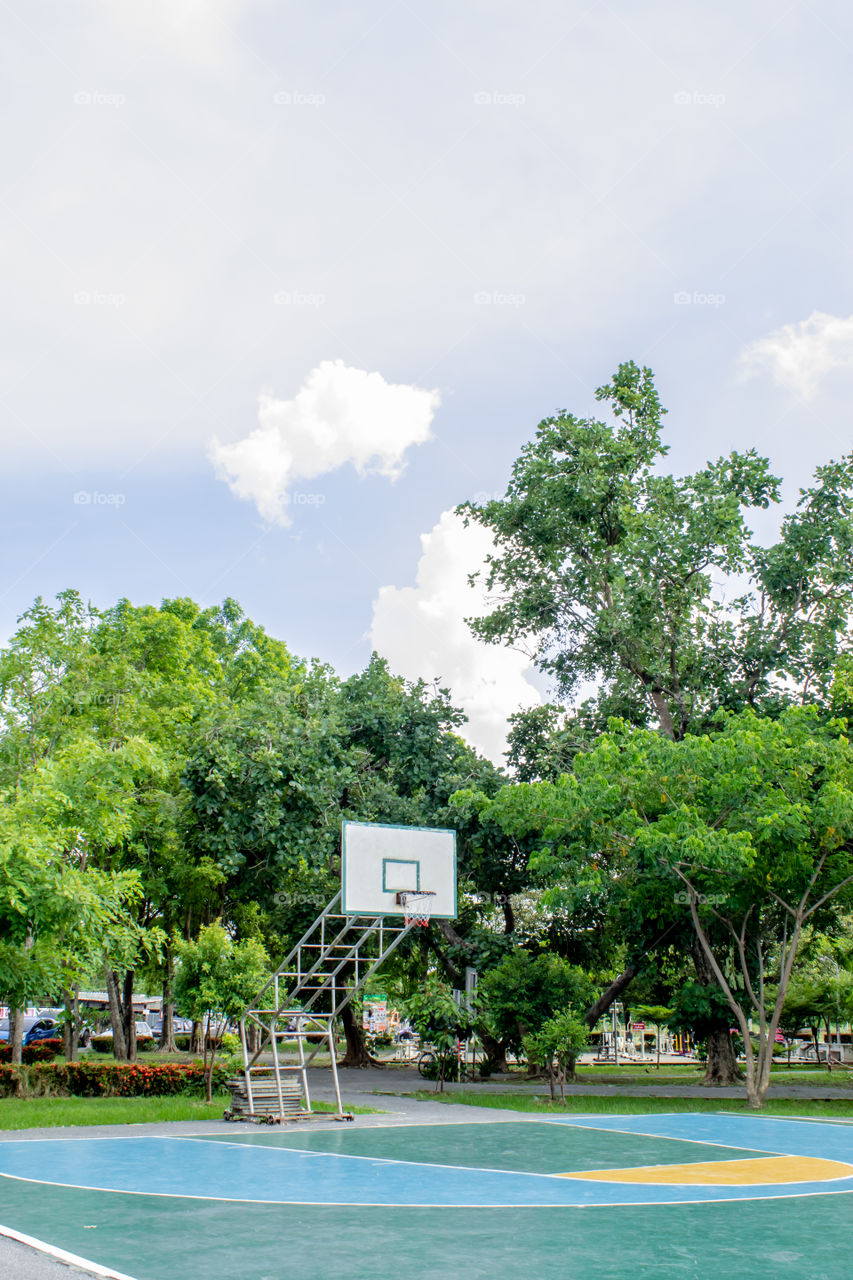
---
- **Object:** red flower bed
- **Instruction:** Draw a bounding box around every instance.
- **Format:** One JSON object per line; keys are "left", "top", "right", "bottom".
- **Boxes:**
{"left": 0, "top": 1040, "right": 62, "bottom": 1065}
{"left": 0, "top": 1061, "right": 231, "bottom": 1098}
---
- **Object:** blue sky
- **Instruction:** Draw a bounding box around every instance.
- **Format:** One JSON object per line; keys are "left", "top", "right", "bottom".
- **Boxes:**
{"left": 3, "top": 1, "right": 853, "bottom": 760}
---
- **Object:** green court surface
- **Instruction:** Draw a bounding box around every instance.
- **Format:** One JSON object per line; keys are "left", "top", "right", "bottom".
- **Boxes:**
{"left": 1, "top": 1114, "right": 852, "bottom": 1280}
{"left": 192, "top": 1120, "right": 759, "bottom": 1173}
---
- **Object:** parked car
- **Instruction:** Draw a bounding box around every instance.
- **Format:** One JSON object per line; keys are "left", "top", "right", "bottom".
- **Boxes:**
{"left": 150, "top": 1016, "right": 194, "bottom": 1040}
{"left": 0, "top": 1015, "right": 43, "bottom": 1043}
{"left": 23, "top": 1018, "right": 60, "bottom": 1046}
{"left": 91, "top": 1021, "right": 156, "bottom": 1049}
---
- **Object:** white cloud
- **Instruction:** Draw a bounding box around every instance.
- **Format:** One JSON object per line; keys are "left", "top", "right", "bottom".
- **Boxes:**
{"left": 95, "top": 0, "right": 252, "bottom": 66}
{"left": 370, "top": 510, "right": 541, "bottom": 765}
{"left": 210, "top": 361, "right": 440, "bottom": 524}
{"left": 739, "top": 311, "right": 853, "bottom": 399}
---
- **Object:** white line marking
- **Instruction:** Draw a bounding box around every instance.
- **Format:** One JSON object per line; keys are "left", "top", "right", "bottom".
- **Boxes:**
{"left": 1, "top": 1169, "right": 852, "bottom": 1210}
{"left": 0, "top": 1221, "right": 139, "bottom": 1280}
{"left": 525, "top": 1116, "right": 789, "bottom": 1157}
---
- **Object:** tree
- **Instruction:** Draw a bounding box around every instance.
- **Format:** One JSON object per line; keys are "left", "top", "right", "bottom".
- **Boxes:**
{"left": 454, "top": 365, "right": 844, "bottom": 1082}
{"left": 402, "top": 981, "right": 475, "bottom": 1091}
{"left": 461, "top": 362, "right": 853, "bottom": 742}
{"left": 535, "top": 709, "right": 853, "bottom": 1106}
{"left": 174, "top": 922, "right": 270, "bottom": 1101}
{"left": 0, "top": 798, "right": 142, "bottom": 1064}
{"left": 523, "top": 1010, "right": 589, "bottom": 1100}
{"left": 476, "top": 949, "right": 595, "bottom": 1073}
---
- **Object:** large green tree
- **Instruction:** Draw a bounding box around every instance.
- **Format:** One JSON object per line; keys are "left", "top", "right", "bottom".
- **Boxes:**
{"left": 464, "top": 708, "right": 853, "bottom": 1107}
{"left": 462, "top": 361, "right": 853, "bottom": 743}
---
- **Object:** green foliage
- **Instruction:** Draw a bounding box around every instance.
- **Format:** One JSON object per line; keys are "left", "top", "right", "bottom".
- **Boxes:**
{"left": 461, "top": 363, "right": 853, "bottom": 754}
{"left": 403, "top": 981, "right": 476, "bottom": 1051}
{"left": 174, "top": 923, "right": 270, "bottom": 1026}
{"left": 668, "top": 982, "right": 732, "bottom": 1042}
{"left": 0, "top": 1060, "right": 231, "bottom": 1098}
{"left": 476, "top": 949, "right": 596, "bottom": 1051}
{"left": 523, "top": 1009, "right": 589, "bottom": 1099}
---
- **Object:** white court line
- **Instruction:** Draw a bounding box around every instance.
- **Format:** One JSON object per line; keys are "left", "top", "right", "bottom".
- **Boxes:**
{"left": 0, "top": 1221, "right": 139, "bottom": 1280}
{"left": 1, "top": 1168, "right": 852, "bottom": 1211}
{"left": 0, "top": 1117, "right": 493, "bottom": 1145}
{"left": 176, "top": 1134, "right": 584, "bottom": 1181}
{"left": 524, "top": 1116, "right": 787, "bottom": 1158}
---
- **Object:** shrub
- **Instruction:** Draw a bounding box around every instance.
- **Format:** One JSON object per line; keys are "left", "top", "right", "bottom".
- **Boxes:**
{"left": 90, "top": 1035, "right": 156, "bottom": 1055}
{"left": 0, "top": 1060, "right": 231, "bottom": 1099}
{"left": 0, "top": 1040, "right": 62, "bottom": 1065}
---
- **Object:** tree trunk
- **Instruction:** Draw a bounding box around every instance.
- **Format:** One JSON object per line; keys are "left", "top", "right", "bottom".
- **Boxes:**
{"left": 159, "top": 963, "right": 176, "bottom": 1053}
{"left": 62, "top": 987, "right": 80, "bottom": 1063}
{"left": 106, "top": 969, "right": 128, "bottom": 1061}
{"left": 690, "top": 941, "right": 744, "bottom": 1085}
{"left": 584, "top": 964, "right": 638, "bottom": 1027}
{"left": 9, "top": 1007, "right": 24, "bottom": 1066}
{"left": 480, "top": 1032, "right": 509, "bottom": 1074}
{"left": 122, "top": 971, "right": 137, "bottom": 1063}
{"left": 703, "top": 1025, "right": 743, "bottom": 1085}
{"left": 191, "top": 1020, "right": 204, "bottom": 1054}
{"left": 338, "top": 1003, "right": 379, "bottom": 1067}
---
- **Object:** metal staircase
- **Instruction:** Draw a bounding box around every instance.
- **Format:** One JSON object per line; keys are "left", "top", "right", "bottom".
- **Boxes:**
{"left": 227, "top": 891, "right": 415, "bottom": 1123}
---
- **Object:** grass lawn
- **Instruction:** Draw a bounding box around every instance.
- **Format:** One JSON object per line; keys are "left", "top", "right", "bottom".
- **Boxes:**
{"left": 0, "top": 1095, "right": 380, "bottom": 1130}
{"left": 420, "top": 1090, "right": 853, "bottom": 1119}
{"left": 462, "top": 1064, "right": 853, "bottom": 1089}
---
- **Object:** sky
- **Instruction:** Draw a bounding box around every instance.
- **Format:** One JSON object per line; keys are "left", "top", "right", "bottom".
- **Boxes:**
{"left": 2, "top": 0, "right": 853, "bottom": 763}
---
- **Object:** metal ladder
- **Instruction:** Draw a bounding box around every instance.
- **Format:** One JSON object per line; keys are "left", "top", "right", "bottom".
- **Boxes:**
{"left": 230, "top": 892, "right": 414, "bottom": 1122}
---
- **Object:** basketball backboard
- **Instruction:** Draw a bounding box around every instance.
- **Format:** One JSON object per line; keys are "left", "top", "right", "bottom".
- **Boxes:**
{"left": 341, "top": 820, "right": 457, "bottom": 919}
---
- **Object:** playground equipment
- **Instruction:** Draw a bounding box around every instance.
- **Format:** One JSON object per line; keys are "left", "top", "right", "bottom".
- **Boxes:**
{"left": 226, "top": 820, "right": 456, "bottom": 1123}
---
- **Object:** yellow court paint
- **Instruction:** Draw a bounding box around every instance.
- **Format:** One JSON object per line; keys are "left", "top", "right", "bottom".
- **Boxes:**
{"left": 558, "top": 1156, "right": 853, "bottom": 1185}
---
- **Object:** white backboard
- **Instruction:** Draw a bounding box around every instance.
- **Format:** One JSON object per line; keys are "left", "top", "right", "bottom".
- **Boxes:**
{"left": 341, "top": 820, "right": 457, "bottom": 919}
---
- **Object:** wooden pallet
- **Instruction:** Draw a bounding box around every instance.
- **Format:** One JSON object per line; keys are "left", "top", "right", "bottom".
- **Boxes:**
{"left": 225, "top": 1074, "right": 305, "bottom": 1119}
{"left": 224, "top": 1074, "right": 354, "bottom": 1124}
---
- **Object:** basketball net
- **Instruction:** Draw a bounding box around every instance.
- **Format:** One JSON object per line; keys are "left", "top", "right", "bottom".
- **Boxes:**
{"left": 399, "top": 891, "right": 436, "bottom": 928}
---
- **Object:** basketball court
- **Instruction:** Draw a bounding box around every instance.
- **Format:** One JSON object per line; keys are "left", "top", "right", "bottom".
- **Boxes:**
{"left": 2, "top": 823, "right": 849, "bottom": 1277}
{"left": 1, "top": 1107, "right": 852, "bottom": 1279}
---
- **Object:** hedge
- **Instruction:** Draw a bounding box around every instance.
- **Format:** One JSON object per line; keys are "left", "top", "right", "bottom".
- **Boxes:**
{"left": 0, "top": 1040, "right": 62, "bottom": 1065}
{"left": 90, "top": 1035, "right": 156, "bottom": 1054}
{"left": 0, "top": 1061, "right": 232, "bottom": 1099}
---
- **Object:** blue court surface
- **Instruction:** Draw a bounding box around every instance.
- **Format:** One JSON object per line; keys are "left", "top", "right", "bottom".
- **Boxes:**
{"left": 1, "top": 1112, "right": 852, "bottom": 1279}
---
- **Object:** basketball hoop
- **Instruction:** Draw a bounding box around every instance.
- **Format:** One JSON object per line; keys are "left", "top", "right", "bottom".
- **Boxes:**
{"left": 397, "top": 890, "right": 436, "bottom": 928}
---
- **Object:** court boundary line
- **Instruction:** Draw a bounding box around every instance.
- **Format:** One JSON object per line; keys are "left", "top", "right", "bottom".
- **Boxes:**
{"left": 522, "top": 1116, "right": 792, "bottom": 1157}
{"left": 0, "top": 1221, "right": 139, "bottom": 1280}
{"left": 0, "top": 1121, "right": 507, "bottom": 1152}
{"left": 2, "top": 1165, "right": 853, "bottom": 1210}
{"left": 180, "top": 1131, "right": 781, "bottom": 1179}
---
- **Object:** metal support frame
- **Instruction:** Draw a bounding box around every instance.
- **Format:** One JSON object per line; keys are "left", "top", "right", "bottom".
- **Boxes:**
{"left": 229, "top": 892, "right": 414, "bottom": 1123}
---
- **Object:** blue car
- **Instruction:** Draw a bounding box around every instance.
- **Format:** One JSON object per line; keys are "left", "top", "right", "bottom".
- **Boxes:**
{"left": 0, "top": 1016, "right": 51, "bottom": 1045}
{"left": 23, "top": 1018, "right": 61, "bottom": 1046}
